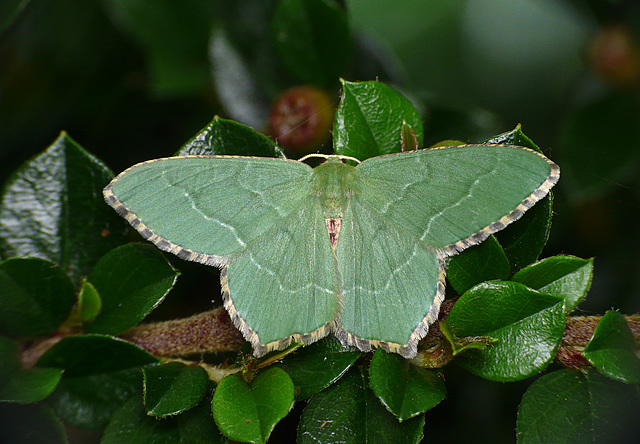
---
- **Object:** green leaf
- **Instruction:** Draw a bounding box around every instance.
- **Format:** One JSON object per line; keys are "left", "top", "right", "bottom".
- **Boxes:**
{"left": 102, "top": 396, "right": 180, "bottom": 444}
{"left": 447, "top": 235, "right": 510, "bottom": 294}
{"left": 334, "top": 79, "right": 424, "bottom": 160}
{"left": 517, "top": 369, "right": 640, "bottom": 443}
{"left": 104, "top": 0, "right": 213, "bottom": 98}
{"left": 298, "top": 367, "right": 425, "bottom": 443}
{"left": 494, "top": 195, "right": 553, "bottom": 273}
{"left": 448, "top": 281, "right": 565, "bottom": 381}
{"left": 176, "top": 396, "right": 224, "bottom": 444}
{"left": 77, "top": 279, "right": 101, "bottom": 322}
{"left": 276, "top": 336, "right": 360, "bottom": 400}
{"left": 512, "top": 256, "right": 594, "bottom": 313}
{"left": 0, "top": 403, "right": 68, "bottom": 444}
{"left": 143, "top": 362, "right": 210, "bottom": 417}
{"left": 176, "top": 116, "right": 286, "bottom": 158}
{"left": 369, "top": 349, "right": 446, "bottom": 421}
{"left": 271, "top": 0, "right": 350, "bottom": 88}
{"left": 103, "top": 393, "right": 224, "bottom": 444}
{"left": 37, "top": 334, "right": 159, "bottom": 377}
{"left": 0, "top": 336, "right": 62, "bottom": 403}
{"left": 85, "top": 243, "right": 179, "bottom": 335}
{"left": 36, "top": 335, "right": 159, "bottom": 430}
{"left": 484, "top": 124, "right": 541, "bottom": 153}
{"left": 212, "top": 367, "right": 294, "bottom": 444}
{"left": 582, "top": 310, "right": 640, "bottom": 384}
{"left": 485, "top": 126, "right": 555, "bottom": 272}
{"left": 0, "top": 257, "right": 75, "bottom": 337}
{"left": 0, "top": 132, "right": 128, "bottom": 285}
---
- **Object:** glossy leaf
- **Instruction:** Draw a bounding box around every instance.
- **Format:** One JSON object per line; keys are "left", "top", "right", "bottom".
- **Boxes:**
{"left": 103, "top": 394, "right": 224, "bottom": 444}
{"left": 143, "top": 362, "right": 210, "bottom": 417}
{"left": 105, "top": 143, "right": 558, "bottom": 359}
{"left": 298, "top": 367, "right": 425, "bottom": 443}
{"left": 369, "top": 349, "right": 446, "bottom": 421}
{"left": 582, "top": 310, "right": 640, "bottom": 384}
{"left": 0, "top": 257, "right": 75, "bottom": 337}
{"left": 37, "top": 335, "right": 158, "bottom": 430}
{"left": 512, "top": 256, "right": 594, "bottom": 313}
{"left": 212, "top": 367, "right": 294, "bottom": 443}
{"left": 176, "top": 396, "right": 224, "bottom": 444}
{"left": 276, "top": 336, "right": 359, "bottom": 400}
{"left": 102, "top": 396, "right": 180, "bottom": 443}
{"left": 486, "top": 126, "right": 554, "bottom": 272}
{"left": 447, "top": 235, "right": 510, "bottom": 294}
{"left": 0, "top": 132, "right": 128, "bottom": 284}
{"left": 85, "top": 243, "right": 179, "bottom": 335}
{"left": 485, "top": 125, "right": 541, "bottom": 153}
{"left": 494, "top": 196, "right": 553, "bottom": 273}
{"left": 0, "top": 336, "right": 62, "bottom": 403}
{"left": 334, "top": 79, "right": 424, "bottom": 159}
{"left": 176, "top": 115, "right": 285, "bottom": 158}
{"left": 0, "top": 403, "right": 68, "bottom": 444}
{"left": 517, "top": 370, "right": 640, "bottom": 443}
{"left": 271, "top": 0, "right": 350, "bottom": 88}
{"left": 448, "top": 281, "right": 565, "bottom": 381}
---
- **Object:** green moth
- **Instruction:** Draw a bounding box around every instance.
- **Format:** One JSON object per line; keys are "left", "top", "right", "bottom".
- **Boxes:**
{"left": 104, "top": 144, "right": 559, "bottom": 358}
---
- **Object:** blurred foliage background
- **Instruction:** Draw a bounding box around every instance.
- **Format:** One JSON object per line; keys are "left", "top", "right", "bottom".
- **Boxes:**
{"left": 1, "top": 0, "right": 639, "bottom": 442}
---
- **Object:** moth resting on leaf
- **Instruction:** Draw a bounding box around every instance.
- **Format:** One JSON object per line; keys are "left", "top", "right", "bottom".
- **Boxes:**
{"left": 104, "top": 144, "right": 559, "bottom": 358}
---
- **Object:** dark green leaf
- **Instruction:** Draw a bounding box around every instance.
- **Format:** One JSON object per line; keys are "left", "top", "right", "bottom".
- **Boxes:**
{"left": 85, "top": 243, "right": 179, "bottom": 335}
{"left": 103, "top": 392, "right": 224, "bottom": 444}
{"left": 517, "top": 370, "right": 640, "bottom": 443}
{"left": 0, "top": 132, "right": 128, "bottom": 285}
{"left": 447, "top": 235, "right": 510, "bottom": 294}
{"left": 494, "top": 194, "right": 554, "bottom": 273}
{"left": 512, "top": 256, "right": 594, "bottom": 313}
{"left": 37, "top": 335, "right": 158, "bottom": 430}
{"left": 212, "top": 367, "right": 294, "bottom": 444}
{"left": 144, "top": 362, "right": 209, "bottom": 417}
{"left": 484, "top": 126, "right": 556, "bottom": 272}
{"left": 176, "top": 395, "right": 224, "bottom": 444}
{"left": 582, "top": 310, "right": 640, "bottom": 384}
{"left": 104, "top": 0, "right": 213, "bottom": 98}
{"left": 298, "top": 367, "right": 424, "bottom": 443}
{"left": 334, "top": 79, "right": 423, "bottom": 160}
{"left": 484, "top": 124, "right": 541, "bottom": 153}
{"left": 37, "top": 334, "right": 159, "bottom": 377}
{"left": 0, "top": 257, "right": 75, "bottom": 337}
{"left": 0, "top": 403, "right": 68, "bottom": 444}
{"left": 102, "top": 396, "right": 180, "bottom": 444}
{"left": 276, "top": 335, "right": 360, "bottom": 400}
{"left": 369, "top": 349, "right": 446, "bottom": 421}
{"left": 0, "top": 336, "right": 62, "bottom": 403}
{"left": 448, "top": 281, "right": 565, "bottom": 381}
{"left": 176, "top": 116, "right": 286, "bottom": 158}
{"left": 401, "top": 120, "right": 420, "bottom": 152}
{"left": 271, "top": 0, "right": 350, "bottom": 88}
{"left": 558, "top": 93, "right": 640, "bottom": 200}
